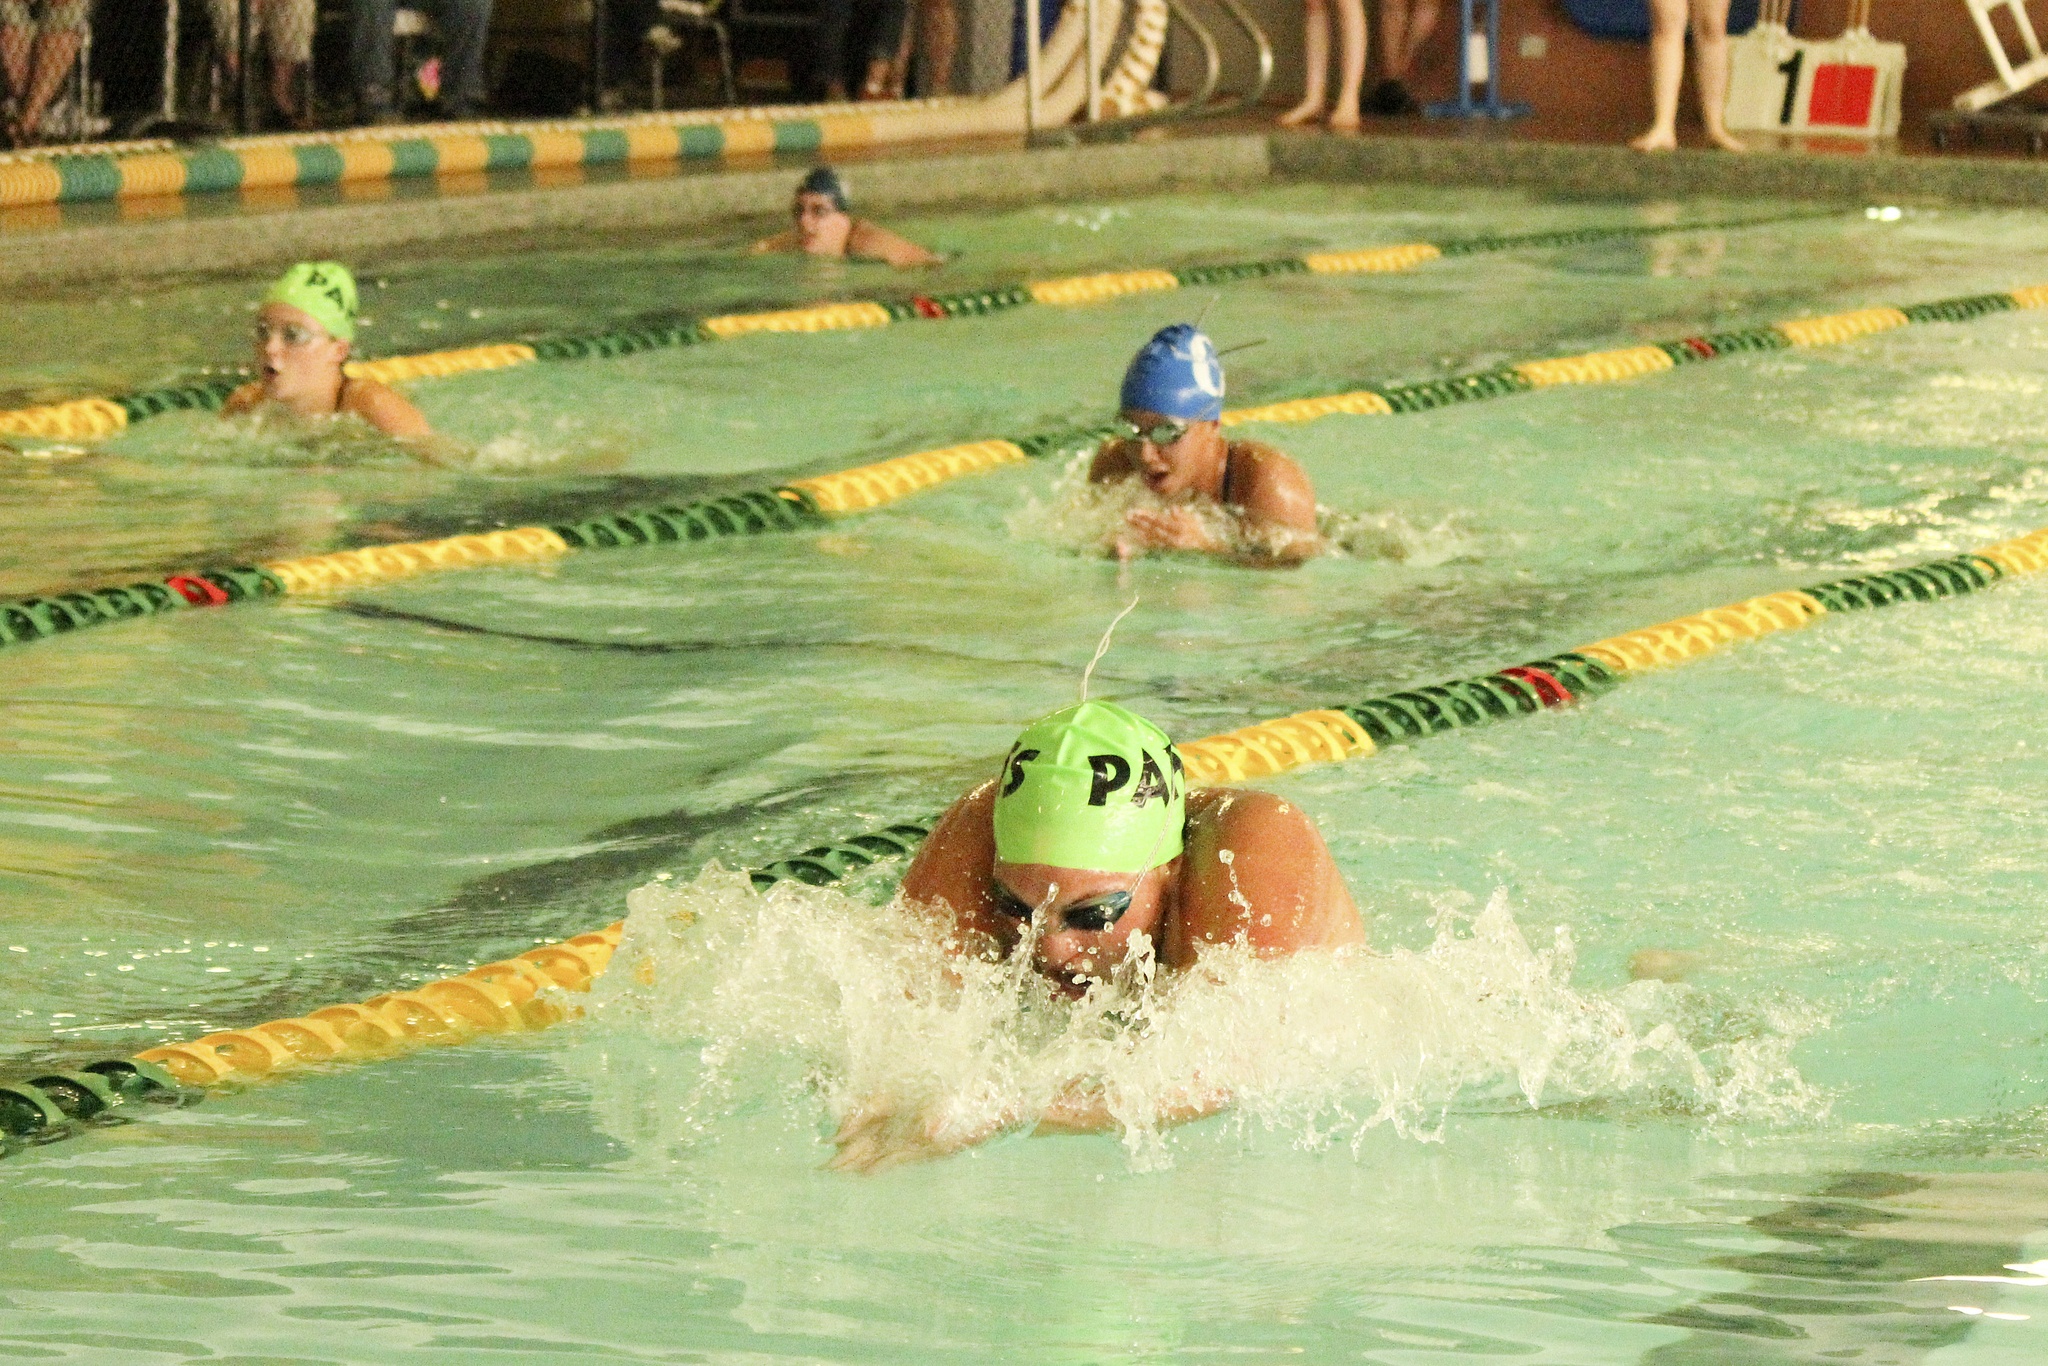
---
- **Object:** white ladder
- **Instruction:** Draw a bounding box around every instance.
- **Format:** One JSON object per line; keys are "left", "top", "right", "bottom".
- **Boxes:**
{"left": 1957, "top": 0, "right": 2048, "bottom": 111}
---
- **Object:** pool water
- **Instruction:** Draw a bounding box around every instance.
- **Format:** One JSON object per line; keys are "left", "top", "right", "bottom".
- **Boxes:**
{"left": 3, "top": 179, "right": 2048, "bottom": 1363}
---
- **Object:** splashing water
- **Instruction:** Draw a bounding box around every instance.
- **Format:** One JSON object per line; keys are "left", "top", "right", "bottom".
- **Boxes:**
{"left": 1007, "top": 453, "right": 1478, "bottom": 565}
{"left": 572, "top": 868, "right": 1828, "bottom": 1172}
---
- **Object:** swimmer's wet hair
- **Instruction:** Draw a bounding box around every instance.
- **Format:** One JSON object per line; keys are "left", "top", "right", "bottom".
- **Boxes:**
{"left": 798, "top": 166, "right": 850, "bottom": 212}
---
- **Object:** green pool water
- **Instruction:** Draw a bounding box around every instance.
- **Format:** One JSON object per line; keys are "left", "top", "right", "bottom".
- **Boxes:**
{"left": 3, "top": 178, "right": 2048, "bottom": 1363}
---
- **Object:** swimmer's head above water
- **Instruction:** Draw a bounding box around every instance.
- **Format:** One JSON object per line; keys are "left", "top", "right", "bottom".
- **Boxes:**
{"left": 253, "top": 261, "right": 358, "bottom": 405}
{"left": 792, "top": 166, "right": 854, "bottom": 254}
{"left": 991, "top": 700, "right": 1186, "bottom": 992}
{"left": 1117, "top": 324, "right": 1229, "bottom": 499}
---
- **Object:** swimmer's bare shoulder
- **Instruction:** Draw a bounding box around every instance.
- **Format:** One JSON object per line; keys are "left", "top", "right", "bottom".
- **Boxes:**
{"left": 846, "top": 218, "right": 942, "bottom": 268}
{"left": 899, "top": 780, "right": 1007, "bottom": 950}
{"left": 220, "top": 381, "right": 264, "bottom": 416}
{"left": 341, "top": 377, "right": 433, "bottom": 440}
{"left": 1227, "top": 440, "right": 1318, "bottom": 533}
{"left": 752, "top": 228, "right": 800, "bottom": 254}
{"left": 1167, "top": 788, "right": 1364, "bottom": 964}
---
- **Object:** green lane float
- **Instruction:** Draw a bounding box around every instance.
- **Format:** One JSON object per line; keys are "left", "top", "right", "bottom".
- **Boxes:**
{"left": 0, "top": 208, "right": 1834, "bottom": 445}
{"left": 2, "top": 517, "right": 2041, "bottom": 1160}
{"left": 0, "top": 1059, "right": 185, "bottom": 1157}
{"left": 4, "top": 281, "right": 2045, "bottom": 658}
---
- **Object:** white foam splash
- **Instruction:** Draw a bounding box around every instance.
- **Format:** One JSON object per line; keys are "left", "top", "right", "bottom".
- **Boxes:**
{"left": 572, "top": 868, "right": 1828, "bottom": 1171}
{"left": 1006, "top": 453, "right": 1477, "bottom": 565}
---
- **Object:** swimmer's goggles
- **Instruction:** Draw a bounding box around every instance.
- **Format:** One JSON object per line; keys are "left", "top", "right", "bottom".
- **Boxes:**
{"left": 1114, "top": 417, "right": 1192, "bottom": 448}
{"left": 992, "top": 884, "right": 1132, "bottom": 932}
{"left": 253, "top": 320, "right": 326, "bottom": 348}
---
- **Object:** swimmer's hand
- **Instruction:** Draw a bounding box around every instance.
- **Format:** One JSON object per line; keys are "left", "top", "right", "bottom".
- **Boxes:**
{"left": 827, "top": 1093, "right": 1017, "bottom": 1174}
{"left": 1116, "top": 506, "right": 1220, "bottom": 560}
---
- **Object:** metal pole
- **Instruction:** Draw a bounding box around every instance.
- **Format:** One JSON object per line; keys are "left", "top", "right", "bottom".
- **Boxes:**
{"left": 1483, "top": 0, "right": 1501, "bottom": 113}
{"left": 1457, "top": 0, "right": 1473, "bottom": 114}
{"left": 236, "top": 0, "right": 253, "bottom": 130}
{"left": 1023, "top": 0, "right": 1043, "bottom": 133}
{"left": 1084, "top": 0, "right": 1100, "bottom": 121}
{"left": 162, "top": 0, "right": 179, "bottom": 121}
{"left": 589, "top": 0, "right": 609, "bottom": 113}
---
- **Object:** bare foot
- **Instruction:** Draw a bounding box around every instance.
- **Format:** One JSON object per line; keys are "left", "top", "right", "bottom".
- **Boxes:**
{"left": 1278, "top": 99, "right": 1324, "bottom": 127}
{"left": 1327, "top": 108, "right": 1361, "bottom": 132}
{"left": 1707, "top": 127, "right": 1747, "bottom": 152}
{"left": 1629, "top": 127, "right": 1676, "bottom": 152}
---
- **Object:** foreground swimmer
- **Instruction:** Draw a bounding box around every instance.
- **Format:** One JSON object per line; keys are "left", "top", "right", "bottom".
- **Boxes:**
{"left": 832, "top": 701, "right": 1364, "bottom": 1171}
{"left": 750, "top": 167, "right": 941, "bottom": 268}
{"left": 1090, "top": 324, "right": 1324, "bottom": 563}
{"left": 222, "top": 262, "right": 439, "bottom": 451}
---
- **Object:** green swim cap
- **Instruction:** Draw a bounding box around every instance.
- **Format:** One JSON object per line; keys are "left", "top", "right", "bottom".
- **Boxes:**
{"left": 993, "top": 701, "right": 1185, "bottom": 874}
{"left": 263, "top": 261, "right": 358, "bottom": 343}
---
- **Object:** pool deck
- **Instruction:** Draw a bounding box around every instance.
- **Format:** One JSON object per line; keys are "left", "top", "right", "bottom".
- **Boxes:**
{"left": 10, "top": 112, "right": 2048, "bottom": 293}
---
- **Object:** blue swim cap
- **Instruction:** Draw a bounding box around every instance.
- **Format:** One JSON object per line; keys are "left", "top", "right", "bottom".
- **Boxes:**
{"left": 1119, "top": 324, "right": 1225, "bottom": 422}
{"left": 797, "top": 166, "right": 849, "bottom": 212}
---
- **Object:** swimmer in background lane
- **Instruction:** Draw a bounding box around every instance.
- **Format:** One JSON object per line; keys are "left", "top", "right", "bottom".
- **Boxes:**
{"left": 1090, "top": 324, "right": 1324, "bottom": 565}
{"left": 833, "top": 701, "right": 1365, "bottom": 1172}
{"left": 750, "top": 167, "right": 942, "bottom": 269}
{"left": 221, "top": 262, "right": 451, "bottom": 462}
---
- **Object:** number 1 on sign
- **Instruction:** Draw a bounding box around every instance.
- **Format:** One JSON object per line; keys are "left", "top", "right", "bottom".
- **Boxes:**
{"left": 1776, "top": 49, "right": 1803, "bottom": 125}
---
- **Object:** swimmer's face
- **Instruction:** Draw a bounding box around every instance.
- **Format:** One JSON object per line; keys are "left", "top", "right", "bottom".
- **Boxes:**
{"left": 253, "top": 303, "right": 349, "bottom": 406}
{"left": 1121, "top": 409, "right": 1223, "bottom": 499}
{"left": 991, "top": 860, "right": 1173, "bottom": 998}
{"left": 792, "top": 191, "right": 852, "bottom": 254}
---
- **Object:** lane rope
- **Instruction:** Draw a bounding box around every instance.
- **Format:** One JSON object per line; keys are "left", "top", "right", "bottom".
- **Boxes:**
{"left": 0, "top": 209, "right": 1836, "bottom": 444}
{"left": 3, "top": 280, "right": 2040, "bottom": 657}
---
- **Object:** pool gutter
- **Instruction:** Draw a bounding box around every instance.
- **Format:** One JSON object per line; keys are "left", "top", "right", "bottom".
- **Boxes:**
{"left": 13, "top": 123, "right": 2048, "bottom": 292}
{"left": 0, "top": 133, "right": 1273, "bottom": 292}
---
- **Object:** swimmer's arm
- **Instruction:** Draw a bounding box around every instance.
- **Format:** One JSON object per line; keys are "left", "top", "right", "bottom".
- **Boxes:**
{"left": 751, "top": 229, "right": 801, "bottom": 254}
{"left": 847, "top": 219, "right": 944, "bottom": 268}
{"left": 1033, "top": 1081, "right": 1231, "bottom": 1135}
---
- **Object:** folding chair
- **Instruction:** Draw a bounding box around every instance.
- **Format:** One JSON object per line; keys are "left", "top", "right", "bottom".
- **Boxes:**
{"left": 1955, "top": 0, "right": 2048, "bottom": 111}
{"left": 646, "top": 0, "right": 735, "bottom": 108}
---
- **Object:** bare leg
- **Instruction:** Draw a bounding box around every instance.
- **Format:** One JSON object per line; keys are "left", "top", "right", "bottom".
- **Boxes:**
{"left": 1328, "top": 0, "right": 1364, "bottom": 128}
{"left": 1691, "top": 0, "right": 1743, "bottom": 150}
{"left": 271, "top": 59, "right": 305, "bottom": 124}
{"left": 886, "top": 18, "right": 911, "bottom": 95}
{"left": 919, "top": 0, "right": 955, "bottom": 94}
{"left": 16, "top": 26, "right": 81, "bottom": 140}
{"left": 1279, "top": 0, "right": 1328, "bottom": 125}
{"left": 859, "top": 53, "right": 892, "bottom": 98}
{"left": 1629, "top": 0, "right": 1685, "bottom": 151}
{"left": 1, "top": 22, "right": 30, "bottom": 97}
{"left": 1382, "top": 0, "right": 1437, "bottom": 80}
